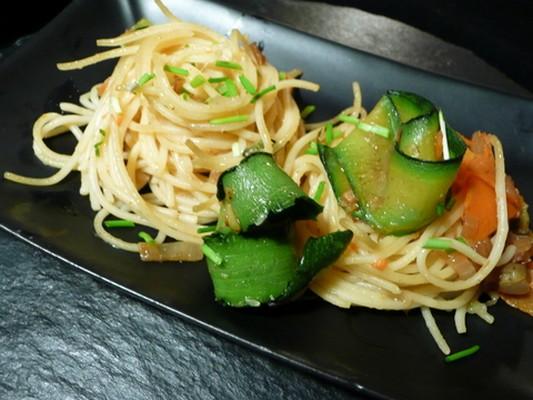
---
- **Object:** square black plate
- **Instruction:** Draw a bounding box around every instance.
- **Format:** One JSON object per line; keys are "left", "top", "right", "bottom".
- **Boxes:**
{"left": 1, "top": 1, "right": 532, "bottom": 399}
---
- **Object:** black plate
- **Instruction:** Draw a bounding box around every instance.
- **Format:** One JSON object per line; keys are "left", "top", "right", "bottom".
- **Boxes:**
{"left": 1, "top": 1, "right": 533, "bottom": 399}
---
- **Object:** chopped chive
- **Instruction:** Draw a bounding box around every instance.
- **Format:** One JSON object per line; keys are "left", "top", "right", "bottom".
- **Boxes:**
{"left": 455, "top": 236, "right": 469, "bottom": 246}
{"left": 132, "top": 18, "right": 152, "bottom": 30}
{"left": 338, "top": 114, "right": 389, "bottom": 138}
{"left": 301, "top": 105, "right": 316, "bottom": 119}
{"left": 137, "top": 72, "right": 155, "bottom": 87}
{"left": 209, "top": 115, "right": 249, "bottom": 125}
{"left": 215, "top": 60, "right": 242, "bottom": 70}
{"left": 338, "top": 114, "right": 360, "bottom": 125}
{"left": 444, "top": 345, "right": 480, "bottom": 362}
{"left": 138, "top": 231, "right": 155, "bottom": 243}
{"left": 202, "top": 244, "right": 223, "bottom": 265}
{"left": 423, "top": 238, "right": 453, "bottom": 251}
{"left": 94, "top": 128, "right": 106, "bottom": 156}
{"left": 305, "top": 142, "right": 318, "bottom": 155}
{"left": 278, "top": 71, "right": 286, "bottom": 80}
{"left": 164, "top": 64, "right": 189, "bottom": 76}
{"left": 313, "top": 181, "right": 326, "bottom": 202}
{"left": 104, "top": 219, "right": 135, "bottom": 228}
{"left": 436, "top": 202, "right": 445, "bottom": 216}
{"left": 325, "top": 122, "right": 334, "bottom": 145}
{"left": 181, "top": 91, "right": 190, "bottom": 101}
{"left": 190, "top": 75, "right": 206, "bottom": 88}
{"left": 217, "top": 79, "right": 239, "bottom": 97}
{"left": 197, "top": 225, "right": 216, "bottom": 234}
{"left": 357, "top": 121, "right": 390, "bottom": 138}
{"left": 94, "top": 142, "right": 103, "bottom": 157}
{"left": 239, "top": 74, "right": 257, "bottom": 95}
{"left": 251, "top": 85, "right": 276, "bottom": 103}
{"left": 332, "top": 129, "right": 343, "bottom": 139}
{"left": 208, "top": 76, "right": 229, "bottom": 83}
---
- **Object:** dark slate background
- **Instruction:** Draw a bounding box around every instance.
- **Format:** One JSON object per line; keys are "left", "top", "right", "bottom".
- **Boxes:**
{"left": 1, "top": 1, "right": 531, "bottom": 399}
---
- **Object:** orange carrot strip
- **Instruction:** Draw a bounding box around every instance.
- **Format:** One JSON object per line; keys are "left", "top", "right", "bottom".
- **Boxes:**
{"left": 453, "top": 131, "right": 524, "bottom": 241}
{"left": 462, "top": 178, "right": 497, "bottom": 241}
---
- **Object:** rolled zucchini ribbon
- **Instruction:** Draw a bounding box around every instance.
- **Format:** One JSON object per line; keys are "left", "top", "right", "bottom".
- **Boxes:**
{"left": 204, "top": 230, "right": 352, "bottom": 306}
{"left": 203, "top": 152, "right": 353, "bottom": 307}
{"left": 216, "top": 152, "right": 323, "bottom": 232}
{"left": 320, "top": 90, "right": 467, "bottom": 235}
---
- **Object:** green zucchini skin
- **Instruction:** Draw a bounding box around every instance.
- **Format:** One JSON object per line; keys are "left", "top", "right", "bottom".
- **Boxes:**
{"left": 398, "top": 111, "right": 440, "bottom": 160}
{"left": 217, "top": 152, "right": 323, "bottom": 232}
{"left": 206, "top": 152, "right": 352, "bottom": 307}
{"left": 317, "top": 143, "right": 357, "bottom": 214}
{"left": 326, "top": 91, "right": 466, "bottom": 235}
{"left": 204, "top": 230, "right": 353, "bottom": 307}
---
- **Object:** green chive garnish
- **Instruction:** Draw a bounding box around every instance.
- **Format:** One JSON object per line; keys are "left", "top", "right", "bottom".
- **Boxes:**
{"left": 251, "top": 85, "right": 276, "bottom": 103}
{"left": 94, "top": 143, "right": 102, "bottom": 157}
{"left": 333, "top": 129, "right": 343, "bottom": 139}
{"left": 239, "top": 74, "right": 256, "bottom": 95}
{"left": 455, "top": 236, "right": 469, "bottom": 246}
{"left": 338, "top": 114, "right": 389, "bottom": 138}
{"left": 325, "top": 123, "right": 334, "bottom": 145}
{"left": 202, "top": 244, "right": 223, "bottom": 265}
{"left": 137, "top": 72, "right": 155, "bottom": 87}
{"left": 132, "top": 18, "right": 152, "bottom": 30}
{"left": 164, "top": 64, "right": 189, "bottom": 76}
{"left": 444, "top": 345, "right": 480, "bottom": 362}
{"left": 357, "top": 121, "right": 390, "bottom": 138}
{"left": 197, "top": 225, "right": 217, "bottom": 234}
{"left": 190, "top": 75, "right": 206, "bottom": 88}
{"left": 208, "top": 76, "right": 229, "bottom": 83}
{"left": 215, "top": 60, "right": 242, "bottom": 70}
{"left": 278, "top": 71, "right": 286, "bottom": 80}
{"left": 338, "top": 114, "right": 360, "bottom": 125}
{"left": 313, "top": 181, "right": 326, "bottom": 202}
{"left": 181, "top": 91, "right": 190, "bottom": 101}
{"left": 217, "top": 79, "right": 239, "bottom": 97}
{"left": 104, "top": 219, "right": 135, "bottom": 228}
{"left": 301, "top": 105, "right": 316, "bottom": 119}
{"left": 209, "top": 115, "right": 249, "bottom": 125}
{"left": 305, "top": 142, "right": 318, "bottom": 155}
{"left": 94, "top": 129, "right": 106, "bottom": 157}
{"left": 423, "top": 238, "right": 453, "bottom": 251}
{"left": 138, "top": 231, "right": 155, "bottom": 243}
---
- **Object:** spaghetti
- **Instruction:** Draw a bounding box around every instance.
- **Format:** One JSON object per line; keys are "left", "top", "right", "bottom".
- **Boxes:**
{"left": 288, "top": 83, "right": 527, "bottom": 353}
{"left": 4, "top": 2, "right": 318, "bottom": 254}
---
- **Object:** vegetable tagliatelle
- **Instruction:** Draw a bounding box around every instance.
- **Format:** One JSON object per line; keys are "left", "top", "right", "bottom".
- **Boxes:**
{"left": 4, "top": 1, "right": 532, "bottom": 355}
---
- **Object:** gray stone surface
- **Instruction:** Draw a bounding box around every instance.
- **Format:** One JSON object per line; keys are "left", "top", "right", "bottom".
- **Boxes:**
{"left": 0, "top": 230, "right": 356, "bottom": 400}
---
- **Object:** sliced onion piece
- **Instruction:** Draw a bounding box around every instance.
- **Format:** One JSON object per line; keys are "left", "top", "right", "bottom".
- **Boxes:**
{"left": 139, "top": 241, "right": 203, "bottom": 262}
{"left": 448, "top": 253, "right": 476, "bottom": 280}
{"left": 500, "top": 267, "right": 533, "bottom": 316}
{"left": 498, "top": 263, "right": 530, "bottom": 295}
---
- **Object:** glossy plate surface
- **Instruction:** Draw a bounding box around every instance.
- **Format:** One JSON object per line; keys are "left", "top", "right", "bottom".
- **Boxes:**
{"left": 1, "top": 1, "right": 532, "bottom": 399}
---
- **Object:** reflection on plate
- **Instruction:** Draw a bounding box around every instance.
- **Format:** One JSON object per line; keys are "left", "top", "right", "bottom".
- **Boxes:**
{"left": 0, "top": 1, "right": 532, "bottom": 399}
